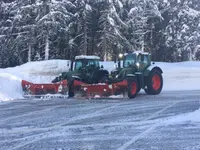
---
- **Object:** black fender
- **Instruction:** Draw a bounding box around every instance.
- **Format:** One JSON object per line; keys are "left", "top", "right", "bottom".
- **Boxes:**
{"left": 144, "top": 65, "right": 163, "bottom": 76}
{"left": 152, "top": 66, "right": 163, "bottom": 74}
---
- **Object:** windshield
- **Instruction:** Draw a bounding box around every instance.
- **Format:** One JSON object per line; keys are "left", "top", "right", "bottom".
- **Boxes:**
{"left": 74, "top": 59, "right": 100, "bottom": 70}
{"left": 137, "top": 54, "right": 148, "bottom": 63}
{"left": 123, "top": 54, "right": 136, "bottom": 67}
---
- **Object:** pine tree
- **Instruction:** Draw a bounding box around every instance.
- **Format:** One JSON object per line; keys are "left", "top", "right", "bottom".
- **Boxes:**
{"left": 156, "top": 0, "right": 200, "bottom": 61}
{"left": 0, "top": 0, "right": 200, "bottom": 67}
{"left": 35, "top": 0, "right": 75, "bottom": 60}
{"left": 125, "top": 0, "right": 163, "bottom": 52}
{"left": 96, "top": 0, "right": 125, "bottom": 61}
{"left": 73, "top": 1, "right": 92, "bottom": 55}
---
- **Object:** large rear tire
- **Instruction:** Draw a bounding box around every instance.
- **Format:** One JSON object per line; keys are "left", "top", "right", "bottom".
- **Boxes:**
{"left": 145, "top": 70, "right": 163, "bottom": 95}
{"left": 127, "top": 77, "right": 138, "bottom": 99}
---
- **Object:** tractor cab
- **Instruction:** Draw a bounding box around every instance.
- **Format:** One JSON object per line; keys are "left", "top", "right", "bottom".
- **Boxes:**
{"left": 111, "top": 51, "right": 151, "bottom": 79}
{"left": 52, "top": 55, "right": 109, "bottom": 84}
{"left": 73, "top": 55, "right": 100, "bottom": 71}
{"left": 123, "top": 51, "right": 151, "bottom": 71}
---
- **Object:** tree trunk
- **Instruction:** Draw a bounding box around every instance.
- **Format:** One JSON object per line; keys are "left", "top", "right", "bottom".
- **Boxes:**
{"left": 84, "top": 23, "right": 87, "bottom": 55}
{"left": 28, "top": 44, "right": 31, "bottom": 62}
{"left": 103, "top": 35, "right": 107, "bottom": 61}
{"left": 45, "top": 35, "right": 49, "bottom": 60}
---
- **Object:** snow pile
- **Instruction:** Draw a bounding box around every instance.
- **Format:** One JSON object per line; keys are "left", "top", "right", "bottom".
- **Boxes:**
{"left": 165, "top": 108, "right": 200, "bottom": 124}
{"left": 0, "top": 73, "right": 23, "bottom": 101}
{"left": 157, "top": 61, "right": 200, "bottom": 91}
{"left": 0, "top": 59, "right": 70, "bottom": 102}
{"left": 100, "top": 61, "right": 118, "bottom": 73}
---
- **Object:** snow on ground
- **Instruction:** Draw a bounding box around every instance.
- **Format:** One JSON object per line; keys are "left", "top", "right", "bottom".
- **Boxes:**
{"left": 0, "top": 60, "right": 200, "bottom": 102}
{"left": 165, "top": 108, "right": 200, "bottom": 124}
{"left": 156, "top": 61, "right": 200, "bottom": 91}
{"left": 0, "top": 91, "right": 200, "bottom": 150}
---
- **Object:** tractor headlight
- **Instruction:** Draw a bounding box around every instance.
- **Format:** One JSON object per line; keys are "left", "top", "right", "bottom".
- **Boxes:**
{"left": 118, "top": 53, "right": 123, "bottom": 59}
{"left": 136, "top": 63, "right": 140, "bottom": 68}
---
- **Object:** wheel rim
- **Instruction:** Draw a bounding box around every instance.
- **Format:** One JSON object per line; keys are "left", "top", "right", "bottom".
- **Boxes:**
{"left": 131, "top": 82, "right": 137, "bottom": 95}
{"left": 152, "top": 74, "right": 161, "bottom": 91}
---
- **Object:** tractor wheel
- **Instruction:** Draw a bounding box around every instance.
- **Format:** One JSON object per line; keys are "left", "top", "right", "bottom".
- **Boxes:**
{"left": 145, "top": 70, "right": 163, "bottom": 95}
{"left": 127, "top": 77, "right": 138, "bottom": 99}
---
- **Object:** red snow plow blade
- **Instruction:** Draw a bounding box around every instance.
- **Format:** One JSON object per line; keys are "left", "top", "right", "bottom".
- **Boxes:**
{"left": 21, "top": 80, "right": 68, "bottom": 97}
{"left": 71, "top": 80, "right": 128, "bottom": 98}
{"left": 21, "top": 79, "right": 134, "bottom": 99}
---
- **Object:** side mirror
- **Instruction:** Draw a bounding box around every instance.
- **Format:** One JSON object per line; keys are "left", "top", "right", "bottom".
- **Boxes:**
{"left": 101, "top": 65, "right": 104, "bottom": 69}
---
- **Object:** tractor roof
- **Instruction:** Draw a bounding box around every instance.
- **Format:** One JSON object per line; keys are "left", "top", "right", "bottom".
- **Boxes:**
{"left": 134, "top": 51, "right": 150, "bottom": 55}
{"left": 75, "top": 55, "right": 100, "bottom": 60}
{"left": 124, "top": 51, "right": 150, "bottom": 56}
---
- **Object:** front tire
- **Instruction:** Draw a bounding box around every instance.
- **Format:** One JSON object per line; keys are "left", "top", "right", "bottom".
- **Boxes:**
{"left": 127, "top": 77, "right": 138, "bottom": 99}
{"left": 145, "top": 70, "right": 163, "bottom": 95}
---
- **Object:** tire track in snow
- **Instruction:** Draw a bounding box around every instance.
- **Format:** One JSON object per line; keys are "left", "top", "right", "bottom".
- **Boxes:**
{"left": 0, "top": 101, "right": 113, "bottom": 125}
{"left": 3, "top": 99, "right": 185, "bottom": 150}
{"left": 0, "top": 106, "right": 60, "bottom": 124}
{"left": 117, "top": 101, "right": 180, "bottom": 150}
{"left": 8, "top": 102, "right": 123, "bottom": 150}
{"left": 0, "top": 100, "right": 169, "bottom": 135}
{"left": 7, "top": 100, "right": 177, "bottom": 150}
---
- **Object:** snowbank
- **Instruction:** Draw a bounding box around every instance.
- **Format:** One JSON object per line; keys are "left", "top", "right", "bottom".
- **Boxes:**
{"left": 0, "top": 73, "right": 22, "bottom": 101}
{"left": 156, "top": 61, "right": 200, "bottom": 91}
{"left": 0, "top": 59, "right": 70, "bottom": 102}
{"left": 0, "top": 60, "right": 200, "bottom": 102}
{"left": 165, "top": 108, "right": 200, "bottom": 124}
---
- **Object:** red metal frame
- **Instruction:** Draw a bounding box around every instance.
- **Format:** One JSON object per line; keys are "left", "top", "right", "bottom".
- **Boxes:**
{"left": 21, "top": 79, "right": 128, "bottom": 98}
{"left": 21, "top": 80, "right": 68, "bottom": 95}
{"left": 72, "top": 79, "right": 128, "bottom": 98}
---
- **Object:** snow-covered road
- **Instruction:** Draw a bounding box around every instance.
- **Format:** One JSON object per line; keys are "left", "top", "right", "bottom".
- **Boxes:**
{"left": 0, "top": 91, "right": 200, "bottom": 150}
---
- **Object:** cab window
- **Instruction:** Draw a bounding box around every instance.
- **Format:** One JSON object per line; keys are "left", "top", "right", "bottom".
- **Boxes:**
{"left": 75, "top": 60, "right": 82, "bottom": 70}
{"left": 123, "top": 55, "right": 136, "bottom": 67}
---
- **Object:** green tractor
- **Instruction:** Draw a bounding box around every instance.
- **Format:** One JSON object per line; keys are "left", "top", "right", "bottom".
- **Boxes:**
{"left": 52, "top": 55, "right": 109, "bottom": 84}
{"left": 51, "top": 52, "right": 163, "bottom": 98}
{"left": 21, "top": 55, "right": 109, "bottom": 97}
{"left": 51, "top": 55, "right": 110, "bottom": 97}
{"left": 110, "top": 51, "right": 163, "bottom": 98}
